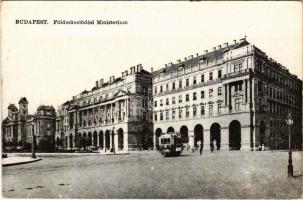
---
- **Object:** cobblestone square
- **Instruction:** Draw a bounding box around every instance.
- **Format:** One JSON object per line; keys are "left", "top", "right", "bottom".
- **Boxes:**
{"left": 2, "top": 151, "right": 302, "bottom": 199}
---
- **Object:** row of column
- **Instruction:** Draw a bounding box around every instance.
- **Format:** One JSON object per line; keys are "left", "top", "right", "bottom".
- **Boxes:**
{"left": 66, "top": 131, "right": 128, "bottom": 152}
{"left": 72, "top": 98, "right": 131, "bottom": 127}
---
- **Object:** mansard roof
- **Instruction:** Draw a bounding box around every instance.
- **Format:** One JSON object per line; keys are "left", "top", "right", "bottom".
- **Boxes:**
{"left": 152, "top": 39, "right": 250, "bottom": 78}
{"left": 37, "top": 105, "right": 55, "bottom": 111}
{"left": 18, "top": 97, "right": 28, "bottom": 104}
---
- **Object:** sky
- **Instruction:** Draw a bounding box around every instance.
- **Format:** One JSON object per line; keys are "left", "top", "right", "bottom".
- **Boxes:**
{"left": 1, "top": 1, "right": 302, "bottom": 117}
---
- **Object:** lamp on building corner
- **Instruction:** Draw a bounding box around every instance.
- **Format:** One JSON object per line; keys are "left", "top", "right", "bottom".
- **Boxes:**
{"left": 286, "top": 112, "right": 294, "bottom": 177}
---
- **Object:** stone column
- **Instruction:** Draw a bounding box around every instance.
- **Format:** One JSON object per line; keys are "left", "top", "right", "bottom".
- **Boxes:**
{"left": 103, "top": 132, "right": 106, "bottom": 150}
{"left": 220, "top": 128, "right": 229, "bottom": 150}
{"left": 114, "top": 131, "right": 118, "bottom": 151}
{"left": 225, "top": 84, "right": 228, "bottom": 106}
{"left": 109, "top": 131, "right": 112, "bottom": 149}
{"left": 91, "top": 135, "right": 94, "bottom": 146}
{"left": 123, "top": 132, "right": 128, "bottom": 152}
{"left": 97, "top": 133, "right": 100, "bottom": 147}
{"left": 228, "top": 83, "right": 232, "bottom": 111}
{"left": 204, "top": 129, "right": 210, "bottom": 150}
{"left": 188, "top": 130, "right": 195, "bottom": 150}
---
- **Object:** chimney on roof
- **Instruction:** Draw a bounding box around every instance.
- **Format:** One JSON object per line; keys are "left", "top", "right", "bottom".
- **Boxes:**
{"left": 203, "top": 50, "right": 208, "bottom": 54}
{"left": 110, "top": 76, "right": 115, "bottom": 83}
{"left": 217, "top": 45, "right": 221, "bottom": 49}
{"left": 196, "top": 53, "right": 199, "bottom": 57}
{"left": 137, "top": 64, "right": 142, "bottom": 72}
{"left": 130, "top": 66, "right": 135, "bottom": 74}
{"left": 223, "top": 42, "right": 228, "bottom": 48}
{"left": 177, "top": 59, "right": 181, "bottom": 63}
{"left": 184, "top": 57, "right": 187, "bottom": 61}
{"left": 99, "top": 78, "right": 104, "bottom": 87}
{"left": 95, "top": 81, "right": 99, "bottom": 87}
{"left": 240, "top": 37, "right": 246, "bottom": 42}
{"left": 188, "top": 55, "right": 193, "bottom": 59}
{"left": 151, "top": 67, "right": 153, "bottom": 72}
{"left": 233, "top": 39, "right": 237, "bottom": 44}
{"left": 212, "top": 47, "right": 216, "bottom": 51}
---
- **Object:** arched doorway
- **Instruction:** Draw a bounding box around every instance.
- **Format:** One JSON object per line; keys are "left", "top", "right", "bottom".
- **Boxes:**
{"left": 93, "top": 131, "right": 98, "bottom": 147}
{"left": 69, "top": 134, "right": 73, "bottom": 148}
{"left": 260, "top": 121, "right": 266, "bottom": 146}
{"left": 180, "top": 126, "right": 188, "bottom": 143}
{"left": 194, "top": 124, "right": 203, "bottom": 148}
{"left": 210, "top": 123, "right": 221, "bottom": 150}
{"left": 105, "top": 130, "right": 110, "bottom": 149}
{"left": 118, "top": 128, "right": 124, "bottom": 150}
{"left": 88, "top": 132, "right": 92, "bottom": 146}
{"left": 229, "top": 120, "right": 241, "bottom": 150}
{"left": 155, "top": 128, "right": 162, "bottom": 149}
{"left": 99, "top": 131, "right": 104, "bottom": 149}
{"left": 167, "top": 127, "right": 175, "bottom": 133}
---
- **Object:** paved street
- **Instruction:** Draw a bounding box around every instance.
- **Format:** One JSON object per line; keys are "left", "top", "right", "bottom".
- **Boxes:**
{"left": 2, "top": 150, "right": 302, "bottom": 199}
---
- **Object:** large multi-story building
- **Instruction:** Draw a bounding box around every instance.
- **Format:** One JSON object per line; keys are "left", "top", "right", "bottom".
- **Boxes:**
{"left": 55, "top": 64, "right": 153, "bottom": 152}
{"left": 152, "top": 38, "right": 302, "bottom": 151}
{"left": 2, "top": 97, "right": 56, "bottom": 151}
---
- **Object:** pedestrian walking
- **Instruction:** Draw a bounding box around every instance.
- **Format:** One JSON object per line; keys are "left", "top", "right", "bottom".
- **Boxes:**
{"left": 210, "top": 141, "right": 214, "bottom": 153}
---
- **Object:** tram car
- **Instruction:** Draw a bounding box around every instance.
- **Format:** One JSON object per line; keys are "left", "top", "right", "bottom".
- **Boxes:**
{"left": 158, "top": 132, "right": 183, "bottom": 157}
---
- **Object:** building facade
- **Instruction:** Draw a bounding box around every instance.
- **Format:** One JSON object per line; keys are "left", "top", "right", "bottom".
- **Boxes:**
{"left": 2, "top": 97, "right": 56, "bottom": 151}
{"left": 55, "top": 64, "right": 153, "bottom": 152}
{"left": 152, "top": 38, "right": 302, "bottom": 151}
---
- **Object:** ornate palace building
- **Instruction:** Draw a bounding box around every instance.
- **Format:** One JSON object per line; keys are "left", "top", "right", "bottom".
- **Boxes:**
{"left": 55, "top": 64, "right": 153, "bottom": 152}
{"left": 152, "top": 38, "right": 302, "bottom": 151}
{"left": 2, "top": 97, "right": 56, "bottom": 151}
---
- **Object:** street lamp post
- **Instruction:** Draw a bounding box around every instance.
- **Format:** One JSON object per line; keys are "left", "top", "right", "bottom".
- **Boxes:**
{"left": 286, "top": 112, "right": 294, "bottom": 177}
{"left": 31, "top": 134, "right": 36, "bottom": 159}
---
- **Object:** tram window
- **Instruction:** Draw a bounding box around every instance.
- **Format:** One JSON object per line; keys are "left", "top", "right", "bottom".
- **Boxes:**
{"left": 161, "top": 138, "right": 170, "bottom": 144}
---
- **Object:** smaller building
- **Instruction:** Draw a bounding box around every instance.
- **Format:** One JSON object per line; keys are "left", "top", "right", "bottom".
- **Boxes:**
{"left": 2, "top": 97, "right": 56, "bottom": 152}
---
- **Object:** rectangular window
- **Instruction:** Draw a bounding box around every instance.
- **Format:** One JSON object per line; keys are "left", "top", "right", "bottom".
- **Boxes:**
{"left": 193, "top": 107, "right": 197, "bottom": 117}
{"left": 201, "top": 74, "right": 205, "bottom": 82}
{"left": 179, "top": 95, "right": 182, "bottom": 103}
{"left": 201, "top": 106, "right": 205, "bottom": 115}
{"left": 154, "top": 113, "right": 157, "bottom": 121}
{"left": 166, "top": 84, "right": 169, "bottom": 91}
{"left": 154, "top": 87, "right": 157, "bottom": 94}
{"left": 160, "top": 112, "right": 163, "bottom": 120}
{"left": 218, "top": 87, "right": 222, "bottom": 95}
{"left": 172, "top": 110, "right": 175, "bottom": 119}
{"left": 179, "top": 109, "right": 182, "bottom": 118}
{"left": 172, "top": 82, "right": 175, "bottom": 90}
{"left": 160, "top": 86, "right": 163, "bottom": 93}
{"left": 209, "top": 72, "right": 213, "bottom": 81}
{"left": 186, "top": 94, "right": 189, "bottom": 102}
{"left": 166, "top": 98, "right": 169, "bottom": 105}
{"left": 235, "top": 84, "right": 238, "bottom": 92}
{"left": 186, "top": 79, "right": 189, "bottom": 87}
{"left": 209, "top": 89, "right": 213, "bottom": 97}
{"left": 166, "top": 111, "right": 169, "bottom": 120}
{"left": 218, "top": 103, "right": 222, "bottom": 115}
{"left": 239, "top": 83, "right": 242, "bottom": 91}
{"left": 193, "top": 76, "right": 197, "bottom": 85}
{"left": 218, "top": 70, "right": 222, "bottom": 78}
{"left": 160, "top": 99, "right": 163, "bottom": 106}
{"left": 193, "top": 92, "right": 197, "bottom": 101}
{"left": 201, "top": 91, "right": 205, "bottom": 99}
{"left": 186, "top": 108, "right": 190, "bottom": 118}
{"left": 209, "top": 105, "right": 213, "bottom": 115}
{"left": 172, "top": 97, "right": 176, "bottom": 104}
{"left": 179, "top": 80, "right": 182, "bottom": 88}
{"left": 154, "top": 101, "right": 157, "bottom": 107}
{"left": 235, "top": 98, "right": 241, "bottom": 111}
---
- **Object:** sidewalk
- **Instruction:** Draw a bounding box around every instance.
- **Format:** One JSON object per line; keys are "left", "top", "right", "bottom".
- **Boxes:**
{"left": 2, "top": 156, "right": 42, "bottom": 167}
